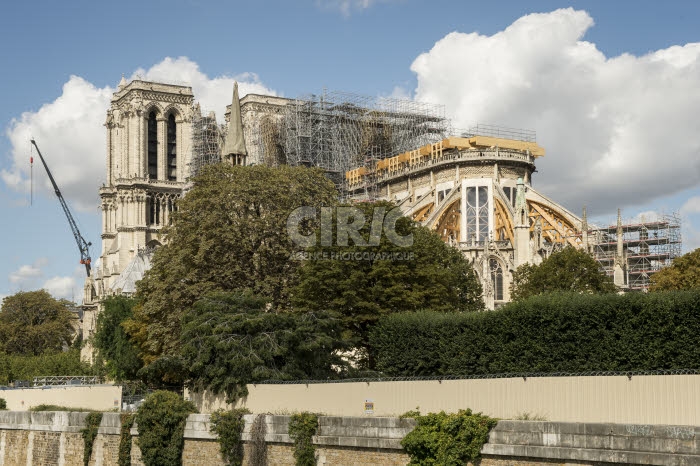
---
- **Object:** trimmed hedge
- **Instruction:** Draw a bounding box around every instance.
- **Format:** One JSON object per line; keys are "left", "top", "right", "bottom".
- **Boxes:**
{"left": 370, "top": 291, "right": 700, "bottom": 376}
{"left": 0, "top": 349, "right": 93, "bottom": 385}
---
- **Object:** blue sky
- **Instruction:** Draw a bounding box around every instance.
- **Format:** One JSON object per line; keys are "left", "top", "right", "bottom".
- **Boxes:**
{"left": 1, "top": 0, "right": 700, "bottom": 302}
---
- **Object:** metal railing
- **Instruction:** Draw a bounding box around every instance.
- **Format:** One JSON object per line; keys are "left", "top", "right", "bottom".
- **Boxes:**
{"left": 32, "top": 375, "right": 104, "bottom": 386}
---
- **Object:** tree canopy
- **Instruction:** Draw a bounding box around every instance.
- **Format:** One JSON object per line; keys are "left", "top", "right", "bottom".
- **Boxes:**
{"left": 291, "top": 201, "right": 483, "bottom": 358}
{"left": 0, "top": 290, "right": 76, "bottom": 356}
{"left": 125, "top": 164, "right": 339, "bottom": 363}
{"left": 510, "top": 247, "right": 616, "bottom": 301}
{"left": 649, "top": 248, "right": 700, "bottom": 291}
{"left": 93, "top": 296, "right": 143, "bottom": 381}
{"left": 179, "top": 291, "right": 346, "bottom": 401}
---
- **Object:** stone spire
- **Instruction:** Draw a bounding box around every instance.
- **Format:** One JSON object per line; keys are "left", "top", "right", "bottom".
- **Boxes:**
{"left": 616, "top": 208, "right": 623, "bottom": 257}
{"left": 222, "top": 81, "right": 248, "bottom": 165}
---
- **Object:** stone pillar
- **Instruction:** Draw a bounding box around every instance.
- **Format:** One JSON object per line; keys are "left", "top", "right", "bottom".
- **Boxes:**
{"left": 613, "top": 209, "right": 626, "bottom": 287}
{"left": 101, "top": 203, "right": 107, "bottom": 233}
{"left": 137, "top": 113, "right": 144, "bottom": 178}
{"left": 106, "top": 119, "right": 113, "bottom": 184}
{"left": 482, "top": 243, "right": 495, "bottom": 310}
{"left": 514, "top": 177, "right": 530, "bottom": 268}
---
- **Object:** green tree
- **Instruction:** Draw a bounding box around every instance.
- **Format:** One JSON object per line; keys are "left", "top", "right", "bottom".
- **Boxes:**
{"left": 125, "top": 164, "right": 338, "bottom": 364}
{"left": 0, "top": 290, "right": 76, "bottom": 355}
{"left": 510, "top": 247, "right": 616, "bottom": 301}
{"left": 650, "top": 248, "right": 700, "bottom": 291}
{"left": 180, "top": 291, "right": 346, "bottom": 402}
{"left": 292, "top": 201, "right": 483, "bottom": 360}
{"left": 93, "top": 296, "right": 142, "bottom": 380}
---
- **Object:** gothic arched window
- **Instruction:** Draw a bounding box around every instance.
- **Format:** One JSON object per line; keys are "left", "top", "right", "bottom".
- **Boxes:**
{"left": 465, "top": 185, "right": 491, "bottom": 243}
{"left": 167, "top": 114, "right": 177, "bottom": 181}
{"left": 147, "top": 112, "right": 158, "bottom": 180}
{"left": 490, "top": 258, "right": 504, "bottom": 301}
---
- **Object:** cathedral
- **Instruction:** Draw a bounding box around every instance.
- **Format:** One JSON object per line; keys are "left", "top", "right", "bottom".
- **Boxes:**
{"left": 80, "top": 78, "right": 680, "bottom": 359}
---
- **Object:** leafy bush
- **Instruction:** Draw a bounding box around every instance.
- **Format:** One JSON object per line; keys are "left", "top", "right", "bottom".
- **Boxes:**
{"left": 119, "top": 413, "right": 135, "bottom": 466}
{"left": 209, "top": 408, "right": 251, "bottom": 466}
{"left": 401, "top": 409, "right": 497, "bottom": 465}
{"left": 0, "top": 349, "right": 94, "bottom": 385}
{"left": 0, "top": 398, "right": 6, "bottom": 410}
{"left": 135, "top": 391, "right": 197, "bottom": 466}
{"left": 81, "top": 412, "right": 103, "bottom": 466}
{"left": 370, "top": 291, "right": 700, "bottom": 376}
{"left": 288, "top": 412, "right": 318, "bottom": 466}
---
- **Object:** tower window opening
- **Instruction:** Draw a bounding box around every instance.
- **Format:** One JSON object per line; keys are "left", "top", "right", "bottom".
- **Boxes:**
{"left": 147, "top": 112, "right": 158, "bottom": 180}
{"left": 167, "top": 114, "right": 177, "bottom": 181}
{"left": 490, "top": 258, "right": 504, "bottom": 301}
{"left": 147, "top": 197, "right": 153, "bottom": 225}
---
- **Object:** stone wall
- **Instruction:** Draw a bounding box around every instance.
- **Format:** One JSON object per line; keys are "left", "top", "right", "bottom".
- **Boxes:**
{"left": 0, "top": 410, "right": 697, "bottom": 465}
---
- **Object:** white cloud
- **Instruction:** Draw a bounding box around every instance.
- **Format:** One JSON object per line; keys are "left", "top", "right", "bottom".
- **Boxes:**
{"left": 317, "top": 0, "right": 389, "bottom": 16}
{"left": 42, "top": 276, "right": 77, "bottom": 301}
{"left": 3, "top": 76, "right": 112, "bottom": 211}
{"left": 683, "top": 221, "right": 700, "bottom": 252}
{"left": 680, "top": 196, "right": 700, "bottom": 216}
{"left": 2, "top": 57, "right": 277, "bottom": 211}
{"left": 411, "top": 8, "right": 700, "bottom": 216}
{"left": 8, "top": 257, "right": 48, "bottom": 285}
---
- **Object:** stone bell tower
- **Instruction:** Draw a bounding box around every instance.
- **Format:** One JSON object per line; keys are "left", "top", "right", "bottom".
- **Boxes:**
{"left": 82, "top": 79, "right": 194, "bottom": 358}
{"left": 95, "top": 78, "right": 194, "bottom": 293}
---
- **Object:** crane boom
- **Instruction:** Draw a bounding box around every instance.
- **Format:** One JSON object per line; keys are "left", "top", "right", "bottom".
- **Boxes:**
{"left": 30, "top": 139, "right": 92, "bottom": 277}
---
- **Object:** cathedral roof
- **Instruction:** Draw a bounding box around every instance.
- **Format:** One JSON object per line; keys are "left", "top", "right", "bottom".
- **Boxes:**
{"left": 109, "top": 250, "right": 152, "bottom": 295}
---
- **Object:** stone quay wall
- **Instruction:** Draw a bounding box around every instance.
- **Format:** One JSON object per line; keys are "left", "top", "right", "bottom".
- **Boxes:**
{"left": 0, "top": 411, "right": 697, "bottom": 465}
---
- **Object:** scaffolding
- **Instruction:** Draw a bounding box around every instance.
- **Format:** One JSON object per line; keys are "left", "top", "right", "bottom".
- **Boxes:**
{"left": 460, "top": 123, "right": 536, "bottom": 143}
{"left": 591, "top": 213, "right": 682, "bottom": 290}
{"left": 189, "top": 104, "right": 225, "bottom": 178}
{"left": 274, "top": 90, "right": 448, "bottom": 197}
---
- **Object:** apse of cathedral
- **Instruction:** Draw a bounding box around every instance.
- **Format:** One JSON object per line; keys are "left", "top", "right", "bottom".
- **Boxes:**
{"left": 80, "top": 77, "right": 680, "bottom": 360}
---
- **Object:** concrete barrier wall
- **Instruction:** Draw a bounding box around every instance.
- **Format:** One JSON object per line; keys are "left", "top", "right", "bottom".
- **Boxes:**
{"left": 188, "top": 374, "right": 700, "bottom": 425}
{"left": 0, "top": 411, "right": 697, "bottom": 465}
{"left": 0, "top": 385, "right": 122, "bottom": 411}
